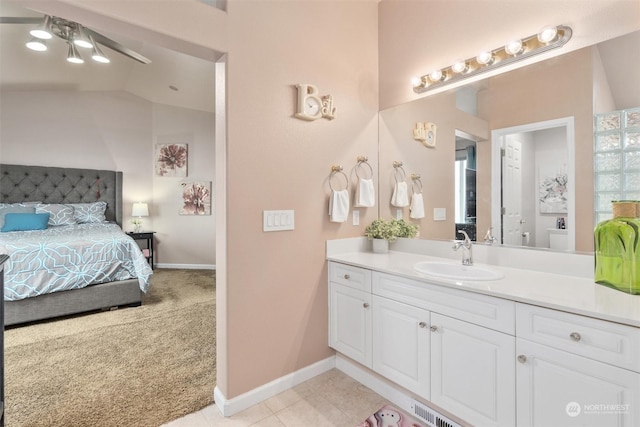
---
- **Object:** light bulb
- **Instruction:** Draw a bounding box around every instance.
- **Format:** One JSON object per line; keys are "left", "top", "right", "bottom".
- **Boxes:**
{"left": 538, "top": 25, "right": 558, "bottom": 44}
{"left": 429, "top": 69, "right": 444, "bottom": 82}
{"left": 452, "top": 60, "right": 468, "bottom": 74}
{"left": 411, "top": 76, "right": 423, "bottom": 87}
{"left": 505, "top": 39, "right": 524, "bottom": 56}
{"left": 476, "top": 51, "right": 494, "bottom": 65}
{"left": 26, "top": 37, "right": 47, "bottom": 51}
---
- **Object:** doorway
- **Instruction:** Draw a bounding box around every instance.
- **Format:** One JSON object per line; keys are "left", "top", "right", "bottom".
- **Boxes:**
{"left": 491, "top": 117, "right": 575, "bottom": 251}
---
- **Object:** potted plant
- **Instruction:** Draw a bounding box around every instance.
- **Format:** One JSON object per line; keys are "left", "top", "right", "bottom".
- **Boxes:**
{"left": 365, "top": 218, "right": 419, "bottom": 253}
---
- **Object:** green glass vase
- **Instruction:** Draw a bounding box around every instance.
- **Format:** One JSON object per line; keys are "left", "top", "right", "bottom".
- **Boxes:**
{"left": 594, "top": 202, "right": 640, "bottom": 294}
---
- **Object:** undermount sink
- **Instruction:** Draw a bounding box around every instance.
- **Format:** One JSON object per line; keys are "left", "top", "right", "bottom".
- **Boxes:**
{"left": 414, "top": 261, "right": 504, "bottom": 281}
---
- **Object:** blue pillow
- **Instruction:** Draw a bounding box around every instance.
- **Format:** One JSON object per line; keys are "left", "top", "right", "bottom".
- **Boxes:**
{"left": 1, "top": 213, "right": 50, "bottom": 232}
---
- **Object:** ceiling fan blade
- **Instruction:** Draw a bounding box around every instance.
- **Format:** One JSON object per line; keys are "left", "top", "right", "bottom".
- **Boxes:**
{"left": 0, "top": 17, "right": 41, "bottom": 24}
{"left": 85, "top": 28, "right": 151, "bottom": 64}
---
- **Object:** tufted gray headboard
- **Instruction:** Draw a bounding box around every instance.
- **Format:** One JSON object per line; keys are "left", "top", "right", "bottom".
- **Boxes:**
{"left": 0, "top": 164, "right": 123, "bottom": 226}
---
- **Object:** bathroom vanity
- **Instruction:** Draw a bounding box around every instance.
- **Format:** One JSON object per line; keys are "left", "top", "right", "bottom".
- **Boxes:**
{"left": 327, "top": 238, "right": 640, "bottom": 427}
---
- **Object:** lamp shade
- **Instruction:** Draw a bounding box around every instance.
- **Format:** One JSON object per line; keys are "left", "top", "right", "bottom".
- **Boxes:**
{"left": 132, "top": 202, "right": 149, "bottom": 217}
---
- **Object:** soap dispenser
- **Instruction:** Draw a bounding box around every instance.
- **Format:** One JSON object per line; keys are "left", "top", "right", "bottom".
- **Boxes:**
{"left": 594, "top": 200, "right": 640, "bottom": 294}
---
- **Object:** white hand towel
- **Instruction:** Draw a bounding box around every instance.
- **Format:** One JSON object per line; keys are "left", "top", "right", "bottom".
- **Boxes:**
{"left": 354, "top": 178, "right": 375, "bottom": 208}
{"left": 391, "top": 181, "right": 409, "bottom": 207}
{"left": 329, "top": 189, "right": 350, "bottom": 223}
{"left": 410, "top": 192, "right": 425, "bottom": 219}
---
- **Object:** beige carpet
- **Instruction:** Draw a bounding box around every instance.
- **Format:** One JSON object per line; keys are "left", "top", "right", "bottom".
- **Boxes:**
{"left": 4, "top": 268, "right": 216, "bottom": 427}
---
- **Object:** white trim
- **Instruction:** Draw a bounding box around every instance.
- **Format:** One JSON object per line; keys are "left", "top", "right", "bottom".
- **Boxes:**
{"left": 155, "top": 263, "right": 216, "bottom": 270}
{"left": 335, "top": 354, "right": 417, "bottom": 415}
{"left": 213, "top": 356, "right": 335, "bottom": 417}
{"left": 491, "top": 116, "right": 575, "bottom": 251}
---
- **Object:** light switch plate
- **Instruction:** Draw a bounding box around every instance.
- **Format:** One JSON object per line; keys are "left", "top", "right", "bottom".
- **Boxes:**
{"left": 396, "top": 209, "right": 403, "bottom": 220}
{"left": 263, "top": 210, "right": 294, "bottom": 231}
{"left": 353, "top": 210, "right": 360, "bottom": 226}
{"left": 433, "top": 208, "right": 446, "bottom": 221}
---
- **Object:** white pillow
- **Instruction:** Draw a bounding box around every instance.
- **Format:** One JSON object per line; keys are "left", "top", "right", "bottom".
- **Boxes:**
{"left": 36, "top": 203, "right": 77, "bottom": 226}
{"left": 71, "top": 201, "right": 108, "bottom": 224}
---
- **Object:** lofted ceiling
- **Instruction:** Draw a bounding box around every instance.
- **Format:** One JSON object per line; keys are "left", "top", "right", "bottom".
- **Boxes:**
{"left": 0, "top": 2, "right": 215, "bottom": 112}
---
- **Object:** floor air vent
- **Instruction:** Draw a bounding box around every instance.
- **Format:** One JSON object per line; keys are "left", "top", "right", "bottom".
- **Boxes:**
{"left": 411, "top": 400, "right": 462, "bottom": 427}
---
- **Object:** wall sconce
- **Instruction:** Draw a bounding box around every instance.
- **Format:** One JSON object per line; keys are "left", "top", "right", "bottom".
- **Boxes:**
{"left": 413, "top": 122, "right": 437, "bottom": 148}
{"left": 412, "top": 25, "right": 572, "bottom": 94}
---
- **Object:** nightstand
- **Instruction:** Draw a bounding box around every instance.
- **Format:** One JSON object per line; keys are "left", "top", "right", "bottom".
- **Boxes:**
{"left": 127, "top": 231, "right": 155, "bottom": 269}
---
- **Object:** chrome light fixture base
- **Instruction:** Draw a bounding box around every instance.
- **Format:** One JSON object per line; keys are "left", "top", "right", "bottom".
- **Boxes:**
{"left": 413, "top": 25, "right": 572, "bottom": 94}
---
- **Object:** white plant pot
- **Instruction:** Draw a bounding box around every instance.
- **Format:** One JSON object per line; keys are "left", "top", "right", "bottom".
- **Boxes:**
{"left": 372, "top": 238, "right": 389, "bottom": 253}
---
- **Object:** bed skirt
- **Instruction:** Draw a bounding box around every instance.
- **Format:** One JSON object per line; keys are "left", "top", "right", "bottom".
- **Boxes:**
{"left": 5, "top": 279, "right": 141, "bottom": 326}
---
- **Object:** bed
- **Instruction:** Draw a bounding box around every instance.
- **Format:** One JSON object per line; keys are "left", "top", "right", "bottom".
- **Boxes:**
{"left": 0, "top": 164, "right": 152, "bottom": 326}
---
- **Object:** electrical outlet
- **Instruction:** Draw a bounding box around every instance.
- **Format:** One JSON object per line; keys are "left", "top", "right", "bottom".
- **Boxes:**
{"left": 353, "top": 210, "right": 360, "bottom": 225}
{"left": 433, "top": 208, "right": 446, "bottom": 221}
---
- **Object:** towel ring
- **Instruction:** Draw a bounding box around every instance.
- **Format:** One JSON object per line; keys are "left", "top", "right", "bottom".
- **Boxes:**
{"left": 329, "top": 166, "right": 349, "bottom": 191}
{"left": 393, "top": 161, "right": 406, "bottom": 183}
{"left": 355, "top": 156, "right": 374, "bottom": 179}
{"left": 411, "top": 174, "right": 423, "bottom": 194}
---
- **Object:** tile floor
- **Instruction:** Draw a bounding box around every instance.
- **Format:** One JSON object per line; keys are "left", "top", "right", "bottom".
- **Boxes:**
{"left": 162, "top": 369, "right": 390, "bottom": 427}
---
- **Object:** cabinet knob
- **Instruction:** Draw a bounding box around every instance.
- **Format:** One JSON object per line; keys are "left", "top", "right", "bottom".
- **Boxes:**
{"left": 430, "top": 325, "right": 438, "bottom": 332}
{"left": 363, "top": 303, "right": 369, "bottom": 308}
{"left": 419, "top": 322, "right": 427, "bottom": 328}
{"left": 517, "top": 354, "right": 527, "bottom": 363}
{"left": 569, "top": 332, "right": 581, "bottom": 342}
{"left": 344, "top": 274, "right": 350, "bottom": 279}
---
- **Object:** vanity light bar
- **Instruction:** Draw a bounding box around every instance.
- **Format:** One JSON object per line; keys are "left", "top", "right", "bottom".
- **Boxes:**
{"left": 412, "top": 25, "right": 572, "bottom": 94}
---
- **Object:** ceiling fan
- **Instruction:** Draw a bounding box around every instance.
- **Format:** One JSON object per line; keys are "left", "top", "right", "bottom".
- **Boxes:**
{"left": 0, "top": 14, "right": 151, "bottom": 64}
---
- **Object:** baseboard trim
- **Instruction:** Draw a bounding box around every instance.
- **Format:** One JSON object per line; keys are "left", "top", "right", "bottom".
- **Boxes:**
{"left": 335, "top": 354, "right": 417, "bottom": 413}
{"left": 214, "top": 356, "right": 335, "bottom": 417}
{"left": 155, "top": 263, "right": 216, "bottom": 270}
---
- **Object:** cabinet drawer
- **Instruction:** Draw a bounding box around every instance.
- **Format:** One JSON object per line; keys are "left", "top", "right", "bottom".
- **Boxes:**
{"left": 329, "top": 262, "right": 371, "bottom": 292}
{"left": 516, "top": 303, "right": 640, "bottom": 372}
{"left": 373, "top": 272, "right": 515, "bottom": 334}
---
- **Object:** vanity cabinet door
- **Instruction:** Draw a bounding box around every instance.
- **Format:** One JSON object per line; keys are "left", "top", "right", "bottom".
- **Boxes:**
{"left": 372, "top": 295, "right": 430, "bottom": 398}
{"left": 516, "top": 338, "right": 640, "bottom": 427}
{"left": 430, "top": 313, "right": 515, "bottom": 427}
{"left": 329, "top": 282, "right": 372, "bottom": 368}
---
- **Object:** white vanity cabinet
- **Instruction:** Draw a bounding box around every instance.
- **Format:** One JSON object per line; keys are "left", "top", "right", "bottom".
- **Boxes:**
{"left": 328, "top": 263, "right": 372, "bottom": 368}
{"left": 329, "top": 262, "right": 516, "bottom": 427}
{"left": 372, "top": 295, "right": 430, "bottom": 397}
{"left": 430, "top": 312, "right": 515, "bottom": 427}
{"left": 515, "top": 303, "right": 640, "bottom": 427}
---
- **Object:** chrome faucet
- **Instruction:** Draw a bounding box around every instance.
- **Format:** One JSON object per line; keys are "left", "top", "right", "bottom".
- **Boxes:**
{"left": 453, "top": 230, "right": 473, "bottom": 266}
{"left": 483, "top": 227, "right": 498, "bottom": 245}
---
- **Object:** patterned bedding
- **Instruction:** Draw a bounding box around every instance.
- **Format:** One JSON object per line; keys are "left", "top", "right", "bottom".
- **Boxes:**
{"left": 0, "top": 222, "right": 153, "bottom": 301}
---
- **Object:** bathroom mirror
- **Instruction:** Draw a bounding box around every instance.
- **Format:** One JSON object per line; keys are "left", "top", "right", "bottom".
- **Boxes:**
{"left": 378, "top": 29, "right": 640, "bottom": 254}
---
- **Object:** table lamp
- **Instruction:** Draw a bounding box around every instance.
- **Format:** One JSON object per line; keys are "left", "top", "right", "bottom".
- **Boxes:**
{"left": 131, "top": 202, "right": 149, "bottom": 233}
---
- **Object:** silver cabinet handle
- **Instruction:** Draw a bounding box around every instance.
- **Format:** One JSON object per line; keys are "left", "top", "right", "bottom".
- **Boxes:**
{"left": 430, "top": 325, "right": 438, "bottom": 332}
{"left": 517, "top": 355, "right": 527, "bottom": 363}
{"left": 344, "top": 274, "right": 350, "bottom": 279}
{"left": 419, "top": 322, "right": 427, "bottom": 328}
{"left": 363, "top": 303, "right": 369, "bottom": 308}
{"left": 570, "top": 332, "right": 581, "bottom": 342}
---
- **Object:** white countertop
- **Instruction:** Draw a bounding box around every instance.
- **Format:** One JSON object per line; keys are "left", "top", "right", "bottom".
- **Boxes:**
{"left": 327, "top": 238, "right": 640, "bottom": 328}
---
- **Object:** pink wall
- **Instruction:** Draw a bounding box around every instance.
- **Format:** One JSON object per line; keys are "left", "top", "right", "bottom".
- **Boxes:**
{"left": 224, "top": 0, "right": 379, "bottom": 397}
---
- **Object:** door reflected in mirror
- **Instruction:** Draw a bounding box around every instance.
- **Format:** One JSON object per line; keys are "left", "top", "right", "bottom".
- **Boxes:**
{"left": 491, "top": 117, "right": 575, "bottom": 251}
{"left": 455, "top": 131, "right": 477, "bottom": 241}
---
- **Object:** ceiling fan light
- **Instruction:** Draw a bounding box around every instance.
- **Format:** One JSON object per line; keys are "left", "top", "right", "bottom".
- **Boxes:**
{"left": 29, "top": 15, "right": 53, "bottom": 39}
{"left": 26, "top": 37, "right": 47, "bottom": 52}
{"left": 91, "top": 41, "right": 110, "bottom": 63}
{"left": 67, "top": 43, "right": 84, "bottom": 64}
{"left": 72, "top": 25, "right": 93, "bottom": 48}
